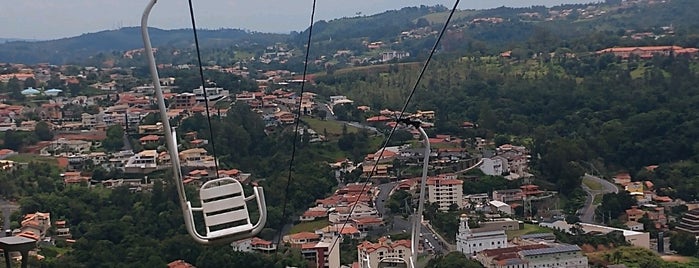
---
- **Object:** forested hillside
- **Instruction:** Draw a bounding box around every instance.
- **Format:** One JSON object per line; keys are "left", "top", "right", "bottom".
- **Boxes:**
{"left": 312, "top": 52, "right": 699, "bottom": 198}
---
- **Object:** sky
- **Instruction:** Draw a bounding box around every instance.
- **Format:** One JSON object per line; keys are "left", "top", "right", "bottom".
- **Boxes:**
{"left": 1, "top": 0, "right": 598, "bottom": 40}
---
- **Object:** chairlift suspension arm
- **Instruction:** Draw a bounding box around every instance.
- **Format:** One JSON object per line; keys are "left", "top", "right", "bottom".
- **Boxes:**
{"left": 399, "top": 118, "right": 430, "bottom": 268}
{"left": 141, "top": 0, "right": 202, "bottom": 243}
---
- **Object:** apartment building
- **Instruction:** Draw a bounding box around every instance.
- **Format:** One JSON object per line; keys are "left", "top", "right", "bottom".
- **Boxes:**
{"left": 426, "top": 176, "right": 463, "bottom": 211}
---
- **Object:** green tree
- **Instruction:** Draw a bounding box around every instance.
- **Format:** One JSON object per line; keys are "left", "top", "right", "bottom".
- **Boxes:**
{"left": 34, "top": 121, "right": 54, "bottom": 141}
{"left": 7, "top": 77, "right": 23, "bottom": 100}
{"left": 670, "top": 231, "right": 698, "bottom": 256}
{"left": 3, "top": 130, "right": 23, "bottom": 150}
{"left": 102, "top": 125, "right": 125, "bottom": 152}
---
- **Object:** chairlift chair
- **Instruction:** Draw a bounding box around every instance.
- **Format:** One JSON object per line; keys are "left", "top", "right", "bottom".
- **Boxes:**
{"left": 141, "top": 0, "right": 267, "bottom": 245}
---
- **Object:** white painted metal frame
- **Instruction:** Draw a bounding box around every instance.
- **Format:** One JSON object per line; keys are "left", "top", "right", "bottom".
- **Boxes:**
{"left": 141, "top": 0, "right": 266, "bottom": 245}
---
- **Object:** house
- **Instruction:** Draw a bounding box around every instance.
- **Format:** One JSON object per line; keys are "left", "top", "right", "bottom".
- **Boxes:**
{"left": 172, "top": 93, "right": 197, "bottom": 109}
{"left": 613, "top": 172, "right": 632, "bottom": 186}
{"left": 18, "top": 212, "right": 51, "bottom": 241}
{"left": 250, "top": 237, "right": 276, "bottom": 253}
{"left": 480, "top": 157, "right": 508, "bottom": 176}
{"left": 284, "top": 232, "right": 321, "bottom": 246}
{"left": 55, "top": 220, "right": 72, "bottom": 239}
{"left": 139, "top": 135, "right": 161, "bottom": 146}
{"left": 596, "top": 46, "right": 699, "bottom": 59}
{"left": 676, "top": 209, "right": 699, "bottom": 235}
{"left": 328, "top": 203, "right": 379, "bottom": 224}
{"left": 489, "top": 201, "right": 512, "bottom": 215}
{"left": 193, "top": 86, "right": 229, "bottom": 102}
{"left": 626, "top": 206, "right": 645, "bottom": 222}
{"left": 625, "top": 221, "right": 644, "bottom": 231}
{"left": 138, "top": 123, "right": 163, "bottom": 134}
{"left": 352, "top": 217, "right": 384, "bottom": 232}
{"left": 274, "top": 111, "right": 295, "bottom": 124}
{"left": 492, "top": 189, "right": 523, "bottom": 203}
{"left": 167, "top": 260, "right": 195, "bottom": 268}
{"left": 300, "top": 206, "right": 329, "bottom": 222}
{"left": 124, "top": 150, "right": 159, "bottom": 173}
{"left": 0, "top": 149, "right": 18, "bottom": 160}
{"left": 316, "top": 224, "right": 363, "bottom": 240}
{"left": 357, "top": 236, "right": 411, "bottom": 268}
{"left": 62, "top": 171, "right": 89, "bottom": 186}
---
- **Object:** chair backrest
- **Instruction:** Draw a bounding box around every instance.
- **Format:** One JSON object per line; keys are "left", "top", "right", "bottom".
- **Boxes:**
{"left": 199, "top": 178, "right": 251, "bottom": 233}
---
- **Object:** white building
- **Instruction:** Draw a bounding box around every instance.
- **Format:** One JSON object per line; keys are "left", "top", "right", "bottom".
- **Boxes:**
{"left": 328, "top": 203, "right": 378, "bottom": 224}
{"left": 476, "top": 243, "right": 588, "bottom": 268}
{"left": 357, "top": 236, "right": 411, "bottom": 268}
{"left": 302, "top": 236, "right": 340, "bottom": 268}
{"left": 124, "top": 150, "right": 158, "bottom": 173}
{"left": 456, "top": 215, "right": 508, "bottom": 256}
{"left": 480, "top": 156, "right": 509, "bottom": 176}
{"left": 193, "top": 86, "right": 229, "bottom": 102}
{"left": 489, "top": 200, "right": 512, "bottom": 215}
{"left": 427, "top": 176, "right": 463, "bottom": 211}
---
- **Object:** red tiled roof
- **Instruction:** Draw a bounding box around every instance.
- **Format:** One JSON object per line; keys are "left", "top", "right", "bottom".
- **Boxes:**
{"left": 139, "top": 135, "right": 160, "bottom": 142}
{"left": 251, "top": 237, "right": 273, "bottom": 246}
{"left": 352, "top": 217, "right": 383, "bottom": 225}
{"left": 426, "top": 177, "right": 462, "bottom": 186}
{"left": 288, "top": 232, "right": 320, "bottom": 241}
{"left": 358, "top": 237, "right": 410, "bottom": 253}
{"left": 168, "top": 260, "right": 195, "bottom": 268}
{"left": 303, "top": 210, "right": 328, "bottom": 218}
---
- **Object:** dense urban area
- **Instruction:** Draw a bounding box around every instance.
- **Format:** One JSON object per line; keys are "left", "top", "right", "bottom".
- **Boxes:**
{"left": 2, "top": 0, "right": 699, "bottom": 267}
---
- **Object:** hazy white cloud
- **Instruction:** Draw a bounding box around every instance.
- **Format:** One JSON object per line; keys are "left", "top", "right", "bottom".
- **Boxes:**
{"left": 1, "top": 0, "right": 597, "bottom": 40}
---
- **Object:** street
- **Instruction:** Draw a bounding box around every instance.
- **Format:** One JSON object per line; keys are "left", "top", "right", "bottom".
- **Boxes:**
{"left": 580, "top": 173, "right": 618, "bottom": 223}
{"left": 0, "top": 199, "right": 19, "bottom": 237}
{"left": 374, "top": 181, "right": 450, "bottom": 254}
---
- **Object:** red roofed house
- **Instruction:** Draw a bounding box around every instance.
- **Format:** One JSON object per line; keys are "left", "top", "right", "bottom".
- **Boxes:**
{"left": 167, "top": 260, "right": 195, "bottom": 268}
{"left": 626, "top": 206, "right": 645, "bottom": 222}
{"left": 317, "top": 224, "right": 363, "bottom": 240}
{"left": 139, "top": 135, "right": 161, "bottom": 146}
{"left": 284, "top": 232, "right": 321, "bottom": 246}
{"left": 352, "top": 217, "right": 385, "bottom": 231}
{"left": 613, "top": 172, "right": 632, "bottom": 186}
{"left": 357, "top": 236, "right": 411, "bottom": 268}
{"left": 0, "top": 148, "right": 18, "bottom": 160}
{"left": 19, "top": 212, "right": 51, "bottom": 241}
{"left": 251, "top": 237, "right": 277, "bottom": 253}
{"left": 597, "top": 46, "right": 699, "bottom": 59}
{"left": 300, "top": 207, "right": 329, "bottom": 222}
{"left": 62, "top": 171, "right": 89, "bottom": 186}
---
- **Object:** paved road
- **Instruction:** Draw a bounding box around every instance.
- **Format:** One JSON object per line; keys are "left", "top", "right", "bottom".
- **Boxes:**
{"left": 580, "top": 174, "right": 619, "bottom": 223}
{"left": 0, "top": 199, "right": 19, "bottom": 237}
{"left": 374, "top": 181, "right": 450, "bottom": 254}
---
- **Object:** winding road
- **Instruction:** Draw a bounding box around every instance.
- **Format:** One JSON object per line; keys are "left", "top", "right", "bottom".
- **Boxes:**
{"left": 580, "top": 173, "right": 619, "bottom": 223}
{"left": 0, "top": 199, "right": 19, "bottom": 237}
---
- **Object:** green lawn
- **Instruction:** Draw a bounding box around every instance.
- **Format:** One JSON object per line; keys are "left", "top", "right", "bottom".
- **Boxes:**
{"left": 302, "top": 117, "right": 359, "bottom": 138}
{"left": 6, "top": 153, "right": 57, "bottom": 166}
{"left": 506, "top": 224, "right": 551, "bottom": 239}
{"left": 289, "top": 219, "right": 330, "bottom": 234}
{"left": 583, "top": 177, "right": 605, "bottom": 191}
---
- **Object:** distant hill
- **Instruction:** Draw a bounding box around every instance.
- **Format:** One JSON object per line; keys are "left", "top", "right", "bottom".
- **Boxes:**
{"left": 0, "top": 27, "right": 288, "bottom": 64}
{"left": 2, "top": 0, "right": 699, "bottom": 65}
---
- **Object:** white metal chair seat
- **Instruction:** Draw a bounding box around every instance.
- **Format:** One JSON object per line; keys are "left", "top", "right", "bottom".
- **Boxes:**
{"left": 185, "top": 176, "right": 267, "bottom": 244}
